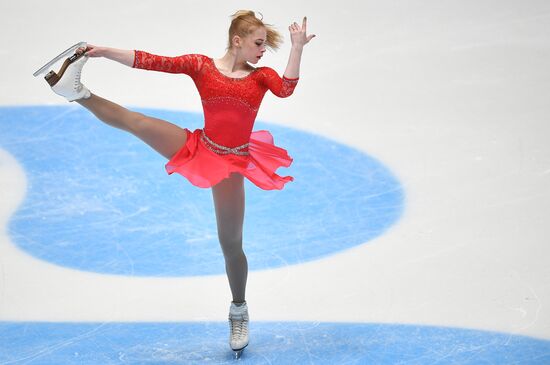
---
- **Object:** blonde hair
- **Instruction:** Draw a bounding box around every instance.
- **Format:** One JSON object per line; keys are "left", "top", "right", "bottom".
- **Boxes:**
{"left": 227, "top": 10, "right": 283, "bottom": 52}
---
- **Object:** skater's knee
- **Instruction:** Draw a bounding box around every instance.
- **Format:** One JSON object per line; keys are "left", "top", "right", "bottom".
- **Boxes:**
{"left": 220, "top": 238, "right": 245, "bottom": 259}
{"left": 223, "top": 249, "right": 246, "bottom": 263}
{"left": 129, "top": 112, "right": 149, "bottom": 134}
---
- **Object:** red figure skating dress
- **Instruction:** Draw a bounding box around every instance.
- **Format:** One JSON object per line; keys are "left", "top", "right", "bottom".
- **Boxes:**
{"left": 132, "top": 51, "right": 299, "bottom": 190}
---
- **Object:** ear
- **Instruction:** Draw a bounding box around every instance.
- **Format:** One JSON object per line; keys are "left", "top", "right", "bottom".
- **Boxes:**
{"left": 232, "top": 35, "right": 242, "bottom": 48}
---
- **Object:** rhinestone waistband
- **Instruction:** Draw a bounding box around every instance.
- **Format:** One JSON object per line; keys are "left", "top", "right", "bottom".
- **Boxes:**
{"left": 200, "top": 129, "right": 250, "bottom": 156}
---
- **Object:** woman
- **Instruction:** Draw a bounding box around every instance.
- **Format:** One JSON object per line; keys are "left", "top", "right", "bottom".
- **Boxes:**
{"left": 39, "top": 10, "right": 315, "bottom": 357}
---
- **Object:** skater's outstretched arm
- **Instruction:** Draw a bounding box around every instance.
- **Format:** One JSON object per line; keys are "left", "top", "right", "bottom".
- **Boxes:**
{"left": 282, "top": 16, "right": 315, "bottom": 79}
{"left": 78, "top": 45, "right": 135, "bottom": 67}
{"left": 79, "top": 45, "right": 205, "bottom": 77}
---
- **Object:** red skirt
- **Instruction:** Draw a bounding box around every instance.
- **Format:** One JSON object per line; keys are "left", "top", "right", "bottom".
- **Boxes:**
{"left": 165, "top": 128, "right": 294, "bottom": 190}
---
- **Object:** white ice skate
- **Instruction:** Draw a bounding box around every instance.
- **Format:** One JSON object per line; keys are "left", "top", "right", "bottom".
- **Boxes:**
{"left": 228, "top": 301, "right": 249, "bottom": 359}
{"left": 33, "top": 42, "right": 91, "bottom": 102}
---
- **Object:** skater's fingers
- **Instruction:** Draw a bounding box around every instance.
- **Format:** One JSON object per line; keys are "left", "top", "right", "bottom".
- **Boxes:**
{"left": 82, "top": 45, "right": 103, "bottom": 57}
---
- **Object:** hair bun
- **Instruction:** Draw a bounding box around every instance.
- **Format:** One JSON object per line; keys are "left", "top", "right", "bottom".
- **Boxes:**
{"left": 227, "top": 10, "right": 281, "bottom": 51}
{"left": 232, "top": 10, "right": 254, "bottom": 19}
{"left": 231, "top": 10, "right": 263, "bottom": 20}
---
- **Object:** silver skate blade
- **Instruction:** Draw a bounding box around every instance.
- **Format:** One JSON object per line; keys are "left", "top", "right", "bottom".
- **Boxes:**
{"left": 33, "top": 41, "right": 87, "bottom": 77}
{"left": 233, "top": 345, "right": 247, "bottom": 359}
{"left": 234, "top": 349, "right": 244, "bottom": 359}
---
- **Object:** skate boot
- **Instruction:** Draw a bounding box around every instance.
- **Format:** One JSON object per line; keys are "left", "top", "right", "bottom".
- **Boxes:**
{"left": 228, "top": 301, "right": 249, "bottom": 359}
{"left": 45, "top": 52, "right": 91, "bottom": 102}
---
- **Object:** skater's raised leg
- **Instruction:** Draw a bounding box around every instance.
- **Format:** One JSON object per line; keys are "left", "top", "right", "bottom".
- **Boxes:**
{"left": 76, "top": 94, "right": 187, "bottom": 160}
{"left": 40, "top": 47, "right": 187, "bottom": 160}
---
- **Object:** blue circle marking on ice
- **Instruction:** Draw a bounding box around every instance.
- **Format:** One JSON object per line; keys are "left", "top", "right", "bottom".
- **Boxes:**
{"left": 0, "top": 321, "right": 548, "bottom": 364}
{"left": 0, "top": 106, "right": 404, "bottom": 276}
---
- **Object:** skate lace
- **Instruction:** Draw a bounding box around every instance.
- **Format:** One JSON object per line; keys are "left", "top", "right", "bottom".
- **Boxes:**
{"left": 229, "top": 313, "right": 249, "bottom": 341}
{"left": 74, "top": 70, "right": 82, "bottom": 91}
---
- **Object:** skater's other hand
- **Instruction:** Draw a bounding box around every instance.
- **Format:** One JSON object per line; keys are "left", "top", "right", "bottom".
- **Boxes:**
{"left": 289, "top": 17, "right": 316, "bottom": 48}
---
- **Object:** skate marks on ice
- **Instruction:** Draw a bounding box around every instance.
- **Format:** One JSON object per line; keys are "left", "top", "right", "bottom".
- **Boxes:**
{"left": 1, "top": 107, "right": 549, "bottom": 363}
{"left": 0, "top": 106, "right": 404, "bottom": 277}
{"left": 0, "top": 321, "right": 548, "bottom": 364}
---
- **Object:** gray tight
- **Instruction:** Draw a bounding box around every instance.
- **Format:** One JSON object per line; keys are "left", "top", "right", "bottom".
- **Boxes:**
{"left": 77, "top": 93, "right": 248, "bottom": 303}
{"left": 212, "top": 172, "right": 248, "bottom": 303}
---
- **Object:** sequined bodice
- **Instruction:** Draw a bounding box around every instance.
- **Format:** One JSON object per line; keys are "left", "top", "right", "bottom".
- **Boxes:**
{"left": 133, "top": 51, "right": 299, "bottom": 147}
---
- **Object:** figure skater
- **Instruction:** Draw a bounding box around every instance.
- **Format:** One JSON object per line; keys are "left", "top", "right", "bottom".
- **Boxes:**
{"left": 36, "top": 10, "right": 315, "bottom": 358}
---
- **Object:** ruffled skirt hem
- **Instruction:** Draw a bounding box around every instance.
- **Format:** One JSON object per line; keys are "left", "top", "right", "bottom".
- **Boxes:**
{"left": 165, "top": 128, "right": 294, "bottom": 190}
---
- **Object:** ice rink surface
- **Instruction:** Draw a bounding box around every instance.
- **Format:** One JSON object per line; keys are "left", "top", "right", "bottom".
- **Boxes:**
{"left": 1, "top": 1, "right": 549, "bottom": 364}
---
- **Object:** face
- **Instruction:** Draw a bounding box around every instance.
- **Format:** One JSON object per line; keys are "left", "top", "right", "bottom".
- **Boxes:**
{"left": 235, "top": 27, "right": 267, "bottom": 64}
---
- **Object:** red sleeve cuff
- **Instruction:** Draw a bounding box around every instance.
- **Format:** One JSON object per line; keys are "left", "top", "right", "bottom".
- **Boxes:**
{"left": 132, "top": 50, "right": 139, "bottom": 68}
{"left": 282, "top": 75, "right": 299, "bottom": 82}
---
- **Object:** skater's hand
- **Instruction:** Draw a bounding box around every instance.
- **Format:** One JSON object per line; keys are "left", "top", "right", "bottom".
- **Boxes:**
{"left": 289, "top": 17, "right": 316, "bottom": 48}
{"left": 76, "top": 46, "right": 135, "bottom": 67}
{"left": 76, "top": 44, "right": 107, "bottom": 58}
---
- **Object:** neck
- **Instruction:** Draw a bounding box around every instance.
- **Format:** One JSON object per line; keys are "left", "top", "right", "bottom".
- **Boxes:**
{"left": 217, "top": 48, "right": 249, "bottom": 72}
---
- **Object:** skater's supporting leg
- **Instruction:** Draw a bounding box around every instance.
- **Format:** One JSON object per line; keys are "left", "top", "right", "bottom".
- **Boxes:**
{"left": 77, "top": 94, "right": 187, "bottom": 160}
{"left": 211, "top": 172, "right": 248, "bottom": 303}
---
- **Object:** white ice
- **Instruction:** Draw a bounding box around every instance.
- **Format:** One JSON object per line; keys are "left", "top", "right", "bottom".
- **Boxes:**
{"left": 0, "top": 0, "right": 549, "bottom": 341}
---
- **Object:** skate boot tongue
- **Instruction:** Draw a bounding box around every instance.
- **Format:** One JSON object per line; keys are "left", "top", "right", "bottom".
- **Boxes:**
{"left": 230, "top": 302, "right": 248, "bottom": 317}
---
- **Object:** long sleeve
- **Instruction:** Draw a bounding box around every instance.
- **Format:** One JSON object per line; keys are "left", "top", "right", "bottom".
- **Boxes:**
{"left": 132, "top": 51, "right": 207, "bottom": 78}
{"left": 260, "top": 67, "right": 299, "bottom": 98}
